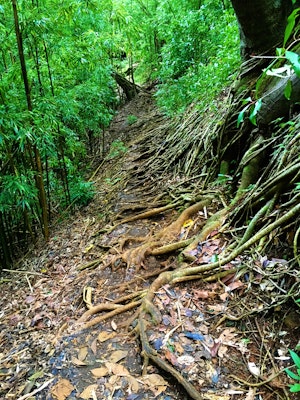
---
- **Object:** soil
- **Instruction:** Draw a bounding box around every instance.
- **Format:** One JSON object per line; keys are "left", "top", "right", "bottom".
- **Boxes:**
{"left": 0, "top": 92, "right": 299, "bottom": 400}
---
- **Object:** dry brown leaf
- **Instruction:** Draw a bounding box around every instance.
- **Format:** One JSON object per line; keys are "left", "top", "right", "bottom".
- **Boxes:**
{"left": 164, "top": 349, "right": 178, "bottom": 366}
{"left": 193, "top": 289, "right": 211, "bottom": 299}
{"left": 98, "top": 331, "right": 115, "bottom": 342}
{"left": 91, "top": 367, "right": 109, "bottom": 378}
{"left": 218, "top": 327, "right": 238, "bottom": 343}
{"left": 217, "top": 344, "right": 228, "bottom": 358}
{"left": 173, "top": 341, "right": 184, "bottom": 354}
{"left": 79, "top": 384, "right": 98, "bottom": 399}
{"left": 71, "top": 356, "right": 88, "bottom": 366}
{"left": 105, "top": 361, "right": 130, "bottom": 376}
{"left": 90, "top": 337, "right": 98, "bottom": 355}
{"left": 107, "top": 375, "right": 119, "bottom": 387}
{"left": 225, "top": 281, "right": 244, "bottom": 292}
{"left": 219, "top": 292, "right": 229, "bottom": 301}
{"left": 208, "top": 304, "right": 225, "bottom": 313}
{"left": 126, "top": 375, "right": 140, "bottom": 392}
{"left": 245, "top": 388, "right": 256, "bottom": 400}
{"left": 51, "top": 378, "right": 74, "bottom": 400}
{"left": 108, "top": 350, "right": 128, "bottom": 363}
{"left": 78, "top": 346, "right": 89, "bottom": 361}
{"left": 142, "top": 374, "right": 168, "bottom": 396}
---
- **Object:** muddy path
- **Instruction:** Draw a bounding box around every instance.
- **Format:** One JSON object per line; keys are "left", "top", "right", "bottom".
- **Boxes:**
{"left": 0, "top": 93, "right": 298, "bottom": 400}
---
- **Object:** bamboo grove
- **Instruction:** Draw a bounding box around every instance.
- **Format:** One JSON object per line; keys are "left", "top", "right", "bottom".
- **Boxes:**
{"left": 0, "top": 0, "right": 238, "bottom": 267}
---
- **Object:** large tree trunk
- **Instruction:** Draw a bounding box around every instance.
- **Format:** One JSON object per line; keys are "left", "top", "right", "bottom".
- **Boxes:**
{"left": 230, "top": 0, "right": 300, "bottom": 126}
{"left": 231, "top": 0, "right": 293, "bottom": 60}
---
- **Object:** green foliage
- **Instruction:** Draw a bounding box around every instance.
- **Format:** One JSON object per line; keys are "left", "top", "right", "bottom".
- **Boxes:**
{"left": 285, "top": 350, "right": 300, "bottom": 393}
{"left": 127, "top": 115, "right": 138, "bottom": 125}
{"left": 107, "top": 140, "right": 128, "bottom": 159}
{"left": 283, "top": 8, "right": 300, "bottom": 47}
{"left": 153, "top": 0, "right": 240, "bottom": 114}
{"left": 109, "top": 0, "right": 239, "bottom": 115}
{"left": 285, "top": 50, "right": 300, "bottom": 77}
{"left": 0, "top": 173, "right": 38, "bottom": 213}
{"left": 0, "top": 0, "right": 241, "bottom": 264}
{"left": 237, "top": 98, "right": 262, "bottom": 127}
{"left": 69, "top": 179, "right": 95, "bottom": 207}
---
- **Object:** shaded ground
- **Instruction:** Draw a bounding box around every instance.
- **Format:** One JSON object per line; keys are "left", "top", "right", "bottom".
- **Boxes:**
{"left": 0, "top": 93, "right": 299, "bottom": 400}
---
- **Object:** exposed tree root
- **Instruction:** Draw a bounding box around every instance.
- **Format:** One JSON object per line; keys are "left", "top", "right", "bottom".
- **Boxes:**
{"left": 77, "top": 300, "right": 143, "bottom": 330}
{"left": 119, "top": 198, "right": 213, "bottom": 269}
{"left": 95, "top": 202, "right": 181, "bottom": 236}
{"left": 125, "top": 202, "right": 299, "bottom": 398}
{"left": 138, "top": 309, "right": 210, "bottom": 400}
{"left": 112, "top": 262, "right": 173, "bottom": 292}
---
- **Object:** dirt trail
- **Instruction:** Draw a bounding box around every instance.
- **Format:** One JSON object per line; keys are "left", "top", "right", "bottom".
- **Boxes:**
{"left": 0, "top": 93, "right": 298, "bottom": 400}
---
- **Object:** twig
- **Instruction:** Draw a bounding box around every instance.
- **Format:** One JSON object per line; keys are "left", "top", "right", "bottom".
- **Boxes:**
{"left": 17, "top": 377, "right": 55, "bottom": 400}
{"left": 229, "top": 368, "right": 285, "bottom": 388}
{"left": 3, "top": 269, "right": 47, "bottom": 276}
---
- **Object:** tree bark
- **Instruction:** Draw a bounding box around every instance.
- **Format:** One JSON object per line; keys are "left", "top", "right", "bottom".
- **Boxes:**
{"left": 112, "top": 71, "right": 140, "bottom": 101}
{"left": 230, "top": 0, "right": 293, "bottom": 60}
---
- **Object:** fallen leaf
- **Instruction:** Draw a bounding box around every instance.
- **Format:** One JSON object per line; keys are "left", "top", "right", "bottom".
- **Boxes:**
{"left": 177, "top": 355, "right": 194, "bottom": 365}
{"left": 173, "top": 341, "right": 184, "bottom": 354}
{"left": 51, "top": 378, "right": 74, "bottom": 400}
{"left": 90, "top": 337, "right": 98, "bottom": 355}
{"left": 217, "top": 344, "right": 228, "bottom": 358}
{"left": 245, "top": 387, "right": 256, "bottom": 400}
{"left": 71, "top": 356, "right": 88, "bottom": 366}
{"left": 217, "top": 327, "right": 238, "bottom": 343}
{"left": 142, "top": 374, "right": 168, "bottom": 396}
{"left": 127, "top": 375, "right": 140, "bottom": 392}
{"left": 207, "top": 304, "right": 224, "bottom": 313}
{"left": 248, "top": 361, "right": 260, "bottom": 377}
{"left": 91, "top": 367, "right": 109, "bottom": 378}
{"left": 105, "top": 362, "right": 130, "bottom": 376}
{"left": 111, "top": 320, "right": 118, "bottom": 331}
{"left": 109, "top": 350, "right": 128, "bottom": 363}
{"left": 225, "top": 280, "right": 244, "bottom": 292}
{"left": 219, "top": 292, "right": 229, "bottom": 301}
{"left": 78, "top": 346, "right": 89, "bottom": 361}
{"left": 79, "top": 384, "right": 98, "bottom": 399}
{"left": 164, "top": 349, "right": 178, "bottom": 366}
{"left": 193, "top": 289, "right": 211, "bottom": 299}
{"left": 98, "top": 331, "right": 115, "bottom": 342}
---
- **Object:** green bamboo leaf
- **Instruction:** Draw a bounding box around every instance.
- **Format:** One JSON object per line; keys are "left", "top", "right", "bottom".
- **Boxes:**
{"left": 290, "top": 350, "right": 300, "bottom": 368}
{"left": 285, "top": 368, "right": 300, "bottom": 380}
{"left": 285, "top": 51, "right": 300, "bottom": 77}
{"left": 242, "top": 97, "right": 252, "bottom": 105}
{"left": 249, "top": 98, "right": 262, "bottom": 126}
{"left": 290, "top": 383, "right": 300, "bottom": 392}
{"left": 284, "top": 79, "right": 292, "bottom": 100}
{"left": 283, "top": 9, "right": 300, "bottom": 47}
{"left": 237, "top": 104, "right": 250, "bottom": 127}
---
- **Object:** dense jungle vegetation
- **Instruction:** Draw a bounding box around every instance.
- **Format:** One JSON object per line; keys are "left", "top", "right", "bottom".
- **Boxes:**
{"left": 0, "top": 0, "right": 239, "bottom": 267}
